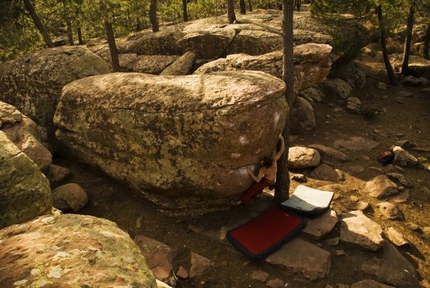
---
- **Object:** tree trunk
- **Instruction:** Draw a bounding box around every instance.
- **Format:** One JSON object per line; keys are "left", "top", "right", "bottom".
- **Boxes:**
{"left": 182, "top": 0, "right": 188, "bottom": 22}
{"left": 104, "top": 20, "right": 120, "bottom": 72}
{"left": 227, "top": 0, "right": 236, "bottom": 24}
{"left": 77, "top": 26, "right": 84, "bottom": 45}
{"left": 150, "top": 0, "right": 159, "bottom": 32}
{"left": 423, "top": 21, "right": 430, "bottom": 60}
{"left": 66, "top": 21, "right": 74, "bottom": 45}
{"left": 23, "top": 0, "right": 54, "bottom": 48}
{"left": 274, "top": 0, "right": 294, "bottom": 203}
{"left": 376, "top": 5, "right": 398, "bottom": 85}
{"left": 401, "top": 1, "right": 416, "bottom": 75}
{"left": 240, "top": 0, "right": 246, "bottom": 14}
{"left": 248, "top": 0, "right": 253, "bottom": 11}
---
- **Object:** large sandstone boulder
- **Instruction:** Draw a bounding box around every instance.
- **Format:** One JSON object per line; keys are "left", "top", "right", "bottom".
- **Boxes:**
{"left": 0, "top": 46, "right": 110, "bottom": 141}
{"left": 0, "top": 213, "right": 157, "bottom": 287}
{"left": 194, "top": 43, "right": 333, "bottom": 95}
{"left": 54, "top": 71, "right": 287, "bottom": 201}
{"left": 0, "top": 131, "right": 52, "bottom": 229}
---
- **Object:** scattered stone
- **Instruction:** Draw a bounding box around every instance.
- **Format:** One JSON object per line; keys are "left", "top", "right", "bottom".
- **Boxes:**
{"left": 300, "top": 86, "right": 325, "bottom": 103}
{"left": 351, "top": 279, "right": 396, "bottom": 288}
{"left": 288, "top": 146, "right": 321, "bottom": 168}
{"left": 386, "top": 227, "right": 409, "bottom": 246}
{"left": 386, "top": 172, "right": 413, "bottom": 187}
{"left": 325, "top": 237, "right": 340, "bottom": 246}
{"left": 406, "top": 222, "right": 420, "bottom": 231}
{"left": 266, "top": 237, "right": 331, "bottom": 280}
{"left": 134, "top": 234, "right": 177, "bottom": 282}
{"left": 52, "top": 183, "right": 89, "bottom": 212}
{"left": 389, "top": 189, "right": 410, "bottom": 203}
{"left": 355, "top": 201, "right": 370, "bottom": 211}
{"left": 176, "top": 266, "right": 189, "bottom": 279}
{"left": 334, "top": 136, "right": 380, "bottom": 151}
{"left": 308, "top": 144, "right": 349, "bottom": 161}
{"left": 347, "top": 96, "right": 361, "bottom": 111}
{"left": 423, "top": 227, "right": 430, "bottom": 240}
{"left": 363, "top": 175, "right": 398, "bottom": 199}
{"left": 377, "top": 82, "right": 387, "bottom": 89}
{"left": 309, "top": 163, "right": 345, "bottom": 182}
{"left": 340, "top": 210, "right": 385, "bottom": 251}
{"left": 361, "top": 242, "right": 420, "bottom": 287}
{"left": 266, "top": 278, "right": 284, "bottom": 288}
{"left": 290, "top": 96, "right": 316, "bottom": 134}
{"left": 46, "top": 164, "right": 72, "bottom": 187}
{"left": 290, "top": 172, "right": 307, "bottom": 182}
{"left": 190, "top": 252, "right": 215, "bottom": 278}
{"left": 376, "top": 202, "right": 404, "bottom": 220}
{"left": 402, "top": 75, "right": 421, "bottom": 86}
{"left": 302, "top": 209, "right": 338, "bottom": 239}
{"left": 320, "top": 78, "right": 353, "bottom": 99}
{"left": 250, "top": 270, "right": 269, "bottom": 282}
{"left": 335, "top": 250, "right": 346, "bottom": 256}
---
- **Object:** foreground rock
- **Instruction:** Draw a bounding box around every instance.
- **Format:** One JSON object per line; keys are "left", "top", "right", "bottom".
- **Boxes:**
{"left": 54, "top": 71, "right": 287, "bottom": 203}
{"left": 0, "top": 131, "right": 52, "bottom": 229}
{"left": 0, "top": 214, "right": 157, "bottom": 287}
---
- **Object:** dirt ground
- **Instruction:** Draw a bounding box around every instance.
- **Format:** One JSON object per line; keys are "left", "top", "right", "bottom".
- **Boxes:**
{"left": 58, "top": 51, "right": 430, "bottom": 288}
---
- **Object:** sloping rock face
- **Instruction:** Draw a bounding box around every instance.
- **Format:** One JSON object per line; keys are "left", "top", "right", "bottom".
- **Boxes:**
{"left": 0, "top": 131, "right": 52, "bottom": 229}
{"left": 0, "top": 213, "right": 157, "bottom": 287}
{"left": 0, "top": 46, "right": 110, "bottom": 141}
{"left": 54, "top": 71, "right": 287, "bottom": 200}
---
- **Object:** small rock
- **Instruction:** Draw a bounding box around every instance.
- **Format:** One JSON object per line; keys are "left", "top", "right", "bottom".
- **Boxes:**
{"left": 266, "top": 278, "right": 284, "bottom": 288}
{"left": 47, "top": 164, "right": 72, "bottom": 187}
{"left": 386, "top": 227, "right": 409, "bottom": 246}
{"left": 250, "top": 270, "right": 269, "bottom": 282}
{"left": 52, "top": 183, "right": 89, "bottom": 212}
{"left": 423, "top": 227, "right": 430, "bottom": 240}
{"left": 176, "top": 266, "right": 188, "bottom": 279}
{"left": 376, "top": 202, "right": 404, "bottom": 220}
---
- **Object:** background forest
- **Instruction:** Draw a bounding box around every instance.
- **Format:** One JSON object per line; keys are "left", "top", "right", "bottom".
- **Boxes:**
{"left": 0, "top": 0, "right": 430, "bottom": 71}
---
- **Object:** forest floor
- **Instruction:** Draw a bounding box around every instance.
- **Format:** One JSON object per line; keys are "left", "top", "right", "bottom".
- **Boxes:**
{"left": 56, "top": 49, "right": 430, "bottom": 288}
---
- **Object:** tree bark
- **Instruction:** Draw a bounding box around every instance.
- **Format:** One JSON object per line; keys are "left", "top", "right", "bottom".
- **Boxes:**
{"left": 248, "top": 0, "right": 253, "bottom": 11}
{"left": 66, "top": 21, "right": 74, "bottom": 45}
{"left": 182, "top": 0, "right": 189, "bottom": 22}
{"left": 104, "top": 20, "right": 120, "bottom": 72}
{"left": 423, "top": 21, "right": 430, "bottom": 60}
{"left": 23, "top": 0, "right": 54, "bottom": 48}
{"left": 401, "top": 1, "right": 416, "bottom": 75}
{"left": 376, "top": 5, "right": 398, "bottom": 85}
{"left": 274, "top": 0, "right": 294, "bottom": 203}
{"left": 150, "top": 0, "right": 159, "bottom": 32}
{"left": 227, "top": 0, "right": 236, "bottom": 23}
{"left": 240, "top": 0, "right": 246, "bottom": 14}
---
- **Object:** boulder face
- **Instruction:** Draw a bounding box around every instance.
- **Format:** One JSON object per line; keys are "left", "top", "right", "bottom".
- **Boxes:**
{"left": 0, "top": 46, "right": 110, "bottom": 140}
{"left": 0, "top": 131, "right": 52, "bottom": 229}
{"left": 54, "top": 71, "right": 287, "bottom": 199}
{"left": 0, "top": 213, "right": 157, "bottom": 287}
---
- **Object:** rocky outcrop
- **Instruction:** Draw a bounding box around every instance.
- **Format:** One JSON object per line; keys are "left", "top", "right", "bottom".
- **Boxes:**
{"left": 0, "top": 213, "right": 157, "bottom": 287}
{"left": 0, "top": 131, "right": 52, "bottom": 229}
{"left": 0, "top": 46, "right": 110, "bottom": 141}
{"left": 54, "top": 71, "right": 287, "bottom": 201}
{"left": 109, "top": 9, "right": 367, "bottom": 62}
